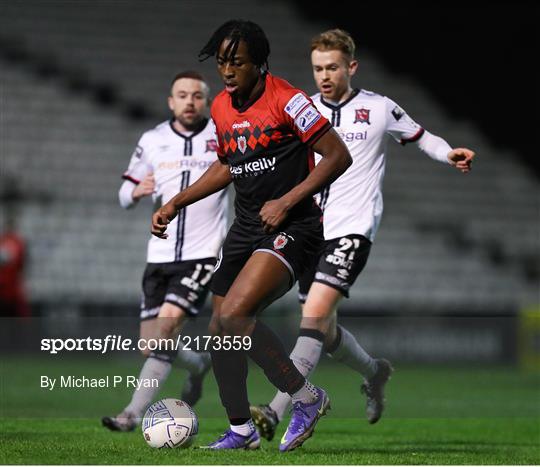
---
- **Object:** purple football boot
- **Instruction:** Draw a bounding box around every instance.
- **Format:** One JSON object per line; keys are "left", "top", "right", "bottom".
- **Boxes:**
{"left": 202, "top": 428, "right": 260, "bottom": 450}
{"left": 279, "top": 387, "right": 330, "bottom": 452}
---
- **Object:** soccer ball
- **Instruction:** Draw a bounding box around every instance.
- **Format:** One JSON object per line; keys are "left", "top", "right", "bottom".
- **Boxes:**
{"left": 142, "top": 398, "right": 198, "bottom": 448}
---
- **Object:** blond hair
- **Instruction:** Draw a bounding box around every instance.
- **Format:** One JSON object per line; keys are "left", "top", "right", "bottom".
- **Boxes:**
{"left": 311, "top": 29, "right": 356, "bottom": 62}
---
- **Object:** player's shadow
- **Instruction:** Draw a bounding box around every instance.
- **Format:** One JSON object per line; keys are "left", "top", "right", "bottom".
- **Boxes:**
{"left": 306, "top": 444, "right": 524, "bottom": 455}
{"left": 390, "top": 439, "right": 540, "bottom": 448}
{"left": 306, "top": 448, "right": 470, "bottom": 457}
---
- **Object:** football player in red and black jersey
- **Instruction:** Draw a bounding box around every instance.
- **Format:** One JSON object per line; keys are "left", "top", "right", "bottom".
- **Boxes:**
{"left": 151, "top": 20, "right": 352, "bottom": 452}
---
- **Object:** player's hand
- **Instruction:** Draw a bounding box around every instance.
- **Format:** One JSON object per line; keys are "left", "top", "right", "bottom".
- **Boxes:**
{"left": 132, "top": 173, "right": 155, "bottom": 200}
{"left": 260, "top": 198, "right": 289, "bottom": 234}
{"left": 151, "top": 203, "right": 177, "bottom": 239}
{"left": 448, "top": 148, "right": 475, "bottom": 173}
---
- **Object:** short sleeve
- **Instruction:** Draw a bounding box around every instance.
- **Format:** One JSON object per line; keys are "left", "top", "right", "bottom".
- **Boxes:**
{"left": 278, "top": 90, "right": 331, "bottom": 146}
{"left": 210, "top": 109, "right": 228, "bottom": 164}
{"left": 385, "top": 97, "right": 425, "bottom": 145}
{"left": 122, "top": 134, "right": 151, "bottom": 183}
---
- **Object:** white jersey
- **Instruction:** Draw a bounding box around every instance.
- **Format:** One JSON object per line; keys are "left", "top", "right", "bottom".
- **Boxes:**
{"left": 122, "top": 118, "right": 228, "bottom": 263}
{"left": 312, "top": 89, "right": 425, "bottom": 242}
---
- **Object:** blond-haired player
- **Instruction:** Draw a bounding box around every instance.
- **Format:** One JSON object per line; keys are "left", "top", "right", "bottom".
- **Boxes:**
{"left": 251, "top": 29, "right": 475, "bottom": 441}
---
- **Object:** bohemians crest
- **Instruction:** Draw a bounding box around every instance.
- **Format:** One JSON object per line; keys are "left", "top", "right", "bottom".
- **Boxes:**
{"left": 237, "top": 135, "right": 247, "bottom": 154}
{"left": 273, "top": 232, "right": 295, "bottom": 250}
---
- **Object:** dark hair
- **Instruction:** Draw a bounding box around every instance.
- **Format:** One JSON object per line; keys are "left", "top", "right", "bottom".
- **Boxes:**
{"left": 198, "top": 19, "right": 270, "bottom": 69}
{"left": 170, "top": 70, "right": 206, "bottom": 88}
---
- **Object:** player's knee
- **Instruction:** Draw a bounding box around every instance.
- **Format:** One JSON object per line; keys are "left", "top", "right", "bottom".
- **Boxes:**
{"left": 218, "top": 310, "right": 239, "bottom": 335}
{"left": 140, "top": 347, "right": 152, "bottom": 358}
{"left": 208, "top": 315, "right": 222, "bottom": 337}
{"left": 218, "top": 298, "right": 251, "bottom": 335}
{"left": 157, "top": 316, "right": 181, "bottom": 339}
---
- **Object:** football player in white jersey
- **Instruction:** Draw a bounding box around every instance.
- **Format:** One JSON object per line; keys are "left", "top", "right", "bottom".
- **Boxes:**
{"left": 251, "top": 29, "right": 475, "bottom": 440}
{"left": 102, "top": 71, "right": 229, "bottom": 431}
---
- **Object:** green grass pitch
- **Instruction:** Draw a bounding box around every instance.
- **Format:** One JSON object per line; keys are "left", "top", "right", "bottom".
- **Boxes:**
{"left": 1, "top": 356, "right": 539, "bottom": 464}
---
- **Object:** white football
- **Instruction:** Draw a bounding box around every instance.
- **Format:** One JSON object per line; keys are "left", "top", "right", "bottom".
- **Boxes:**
{"left": 142, "top": 398, "right": 198, "bottom": 448}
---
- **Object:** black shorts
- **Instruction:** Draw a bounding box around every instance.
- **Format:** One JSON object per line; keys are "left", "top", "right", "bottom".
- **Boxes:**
{"left": 211, "top": 218, "right": 323, "bottom": 297}
{"left": 140, "top": 258, "right": 216, "bottom": 320}
{"left": 298, "top": 234, "right": 371, "bottom": 302}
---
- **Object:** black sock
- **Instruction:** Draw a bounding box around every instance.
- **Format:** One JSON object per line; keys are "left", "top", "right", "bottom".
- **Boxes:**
{"left": 247, "top": 320, "right": 305, "bottom": 395}
{"left": 230, "top": 417, "right": 250, "bottom": 425}
{"left": 210, "top": 347, "right": 251, "bottom": 420}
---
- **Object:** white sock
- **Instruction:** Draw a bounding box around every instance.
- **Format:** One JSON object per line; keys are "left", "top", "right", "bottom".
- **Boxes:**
{"left": 269, "top": 334, "right": 323, "bottom": 420}
{"left": 124, "top": 357, "right": 172, "bottom": 418}
{"left": 291, "top": 380, "right": 319, "bottom": 404}
{"left": 329, "top": 325, "right": 378, "bottom": 378}
{"left": 230, "top": 419, "right": 255, "bottom": 436}
{"left": 175, "top": 348, "right": 208, "bottom": 375}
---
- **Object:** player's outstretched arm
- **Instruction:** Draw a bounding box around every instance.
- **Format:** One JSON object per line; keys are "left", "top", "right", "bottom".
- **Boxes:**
{"left": 447, "top": 147, "right": 475, "bottom": 173}
{"left": 259, "top": 128, "right": 352, "bottom": 233}
{"left": 416, "top": 131, "right": 475, "bottom": 173}
{"left": 151, "top": 161, "right": 231, "bottom": 239}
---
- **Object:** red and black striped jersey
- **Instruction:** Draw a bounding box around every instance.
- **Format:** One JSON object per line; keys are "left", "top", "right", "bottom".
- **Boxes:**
{"left": 211, "top": 72, "right": 331, "bottom": 229}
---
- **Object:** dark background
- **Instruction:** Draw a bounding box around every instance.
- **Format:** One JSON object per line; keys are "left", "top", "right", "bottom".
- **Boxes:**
{"left": 293, "top": 1, "right": 539, "bottom": 175}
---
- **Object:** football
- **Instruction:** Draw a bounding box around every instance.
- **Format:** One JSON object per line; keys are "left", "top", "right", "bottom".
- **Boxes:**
{"left": 141, "top": 398, "right": 198, "bottom": 448}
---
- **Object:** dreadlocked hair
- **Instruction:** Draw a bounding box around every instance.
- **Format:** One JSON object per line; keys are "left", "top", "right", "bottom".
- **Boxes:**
{"left": 198, "top": 19, "right": 270, "bottom": 70}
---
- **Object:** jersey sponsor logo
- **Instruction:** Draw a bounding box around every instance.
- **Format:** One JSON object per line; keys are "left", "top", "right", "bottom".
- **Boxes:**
{"left": 229, "top": 156, "right": 276, "bottom": 177}
{"left": 157, "top": 160, "right": 214, "bottom": 170}
{"left": 391, "top": 105, "right": 405, "bottom": 121}
{"left": 284, "top": 92, "right": 310, "bottom": 118}
{"left": 336, "top": 130, "right": 367, "bottom": 142}
{"left": 295, "top": 105, "right": 321, "bottom": 133}
{"left": 205, "top": 139, "right": 218, "bottom": 152}
{"left": 232, "top": 120, "right": 251, "bottom": 129}
{"left": 273, "top": 232, "right": 294, "bottom": 250}
{"left": 237, "top": 135, "right": 247, "bottom": 154}
{"left": 354, "top": 108, "right": 371, "bottom": 124}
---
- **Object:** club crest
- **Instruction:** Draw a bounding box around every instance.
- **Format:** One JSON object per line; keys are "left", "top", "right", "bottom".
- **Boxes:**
{"left": 273, "top": 232, "right": 294, "bottom": 250}
{"left": 237, "top": 135, "right": 247, "bottom": 154}
{"left": 354, "top": 108, "right": 371, "bottom": 124}
{"left": 273, "top": 234, "right": 288, "bottom": 250}
{"left": 205, "top": 139, "right": 218, "bottom": 153}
